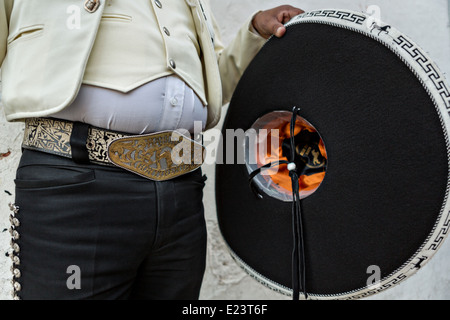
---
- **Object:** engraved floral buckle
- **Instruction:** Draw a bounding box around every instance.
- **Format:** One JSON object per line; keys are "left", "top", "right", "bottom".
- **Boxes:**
{"left": 107, "top": 131, "right": 205, "bottom": 181}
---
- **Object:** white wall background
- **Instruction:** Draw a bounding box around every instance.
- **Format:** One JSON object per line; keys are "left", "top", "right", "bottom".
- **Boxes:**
{"left": 0, "top": 0, "right": 449, "bottom": 300}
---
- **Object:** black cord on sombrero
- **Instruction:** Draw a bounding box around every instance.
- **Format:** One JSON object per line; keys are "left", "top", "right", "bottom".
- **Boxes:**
{"left": 248, "top": 106, "right": 307, "bottom": 300}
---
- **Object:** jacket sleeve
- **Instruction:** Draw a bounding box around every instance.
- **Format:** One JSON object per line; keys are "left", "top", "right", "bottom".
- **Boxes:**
{"left": 0, "top": 0, "right": 13, "bottom": 67}
{"left": 210, "top": 10, "right": 266, "bottom": 105}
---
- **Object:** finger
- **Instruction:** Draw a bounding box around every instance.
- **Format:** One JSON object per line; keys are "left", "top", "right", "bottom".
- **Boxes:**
{"left": 284, "top": 7, "right": 305, "bottom": 22}
{"left": 253, "top": 6, "right": 305, "bottom": 39}
{"left": 280, "top": 11, "right": 292, "bottom": 24}
{"left": 275, "top": 25, "right": 286, "bottom": 38}
{"left": 292, "top": 8, "right": 305, "bottom": 16}
{"left": 276, "top": 7, "right": 305, "bottom": 26}
{"left": 274, "top": 8, "right": 304, "bottom": 37}
{"left": 271, "top": 20, "right": 286, "bottom": 37}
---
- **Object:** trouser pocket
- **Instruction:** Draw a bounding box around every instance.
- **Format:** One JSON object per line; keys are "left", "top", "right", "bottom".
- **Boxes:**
{"left": 12, "top": 159, "right": 99, "bottom": 300}
{"left": 15, "top": 164, "right": 95, "bottom": 189}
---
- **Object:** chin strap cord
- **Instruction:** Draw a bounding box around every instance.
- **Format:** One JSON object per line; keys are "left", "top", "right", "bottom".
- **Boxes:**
{"left": 249, "top": 107, "right": 307, "bottom": 300}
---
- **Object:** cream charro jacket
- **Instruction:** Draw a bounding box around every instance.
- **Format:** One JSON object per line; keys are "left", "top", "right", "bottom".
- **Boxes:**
{"left": 0, "top": 0, "right": 266, "bottom": 130}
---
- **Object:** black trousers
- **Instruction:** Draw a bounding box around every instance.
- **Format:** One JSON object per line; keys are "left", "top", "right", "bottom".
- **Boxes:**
{"left": 11, "top": 149, "right": 207, "bottom": 300}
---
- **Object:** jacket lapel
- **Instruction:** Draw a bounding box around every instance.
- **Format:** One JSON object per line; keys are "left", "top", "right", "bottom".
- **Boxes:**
{"left": 186, "top": 0, "right": 222, "bottom": 128}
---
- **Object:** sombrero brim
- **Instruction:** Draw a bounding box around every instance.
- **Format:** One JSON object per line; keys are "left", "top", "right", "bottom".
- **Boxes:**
{"left": 216, "top": 9, "right": 450, "bottom": 299}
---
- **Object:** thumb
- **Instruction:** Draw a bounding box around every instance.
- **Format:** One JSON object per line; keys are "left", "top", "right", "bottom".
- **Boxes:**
{"left": 273, "top": 24, "right": 287, "bottom": 38}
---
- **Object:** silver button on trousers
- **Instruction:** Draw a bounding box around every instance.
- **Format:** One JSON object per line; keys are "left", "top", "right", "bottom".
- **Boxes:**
{"left": 11, "top": 149, "right": 207, "bottom": 300}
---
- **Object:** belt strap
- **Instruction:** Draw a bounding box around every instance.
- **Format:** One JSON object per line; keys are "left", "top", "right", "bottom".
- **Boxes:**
{"left": 70, "top": 122, "right": 91, "bottom": 165}
{"left": 22, "top": 118, "right": 205, "bottom": 181}
{"left": 23, "top": 118, "right": 125, "bottom": 165}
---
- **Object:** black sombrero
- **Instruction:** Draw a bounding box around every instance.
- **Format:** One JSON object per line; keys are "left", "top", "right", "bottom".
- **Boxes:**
{"left": 215, "top": 9, "right": 450, "bottom": 300}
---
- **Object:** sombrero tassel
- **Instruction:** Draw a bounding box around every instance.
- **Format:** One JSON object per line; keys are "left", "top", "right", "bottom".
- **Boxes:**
{"left": 249, "top": 106, "right": 308, "bottom": 300}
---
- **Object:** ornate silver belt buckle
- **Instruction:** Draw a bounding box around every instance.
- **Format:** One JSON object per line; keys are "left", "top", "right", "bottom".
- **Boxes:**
{"left": 107, "top": 131, "right": 205, "bottom": 181}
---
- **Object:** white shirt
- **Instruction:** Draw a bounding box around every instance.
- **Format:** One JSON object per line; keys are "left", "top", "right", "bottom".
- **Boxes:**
{"left": 52, "top": 75, "right": 208, "bottom": 134}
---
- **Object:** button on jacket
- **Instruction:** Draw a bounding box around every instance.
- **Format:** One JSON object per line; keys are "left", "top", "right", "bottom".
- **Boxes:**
{"left": 83, "top": 0, "right": 206, "bottom": 104}
{"left": 0, "top": 0, "right": 266, "bottom": 130}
